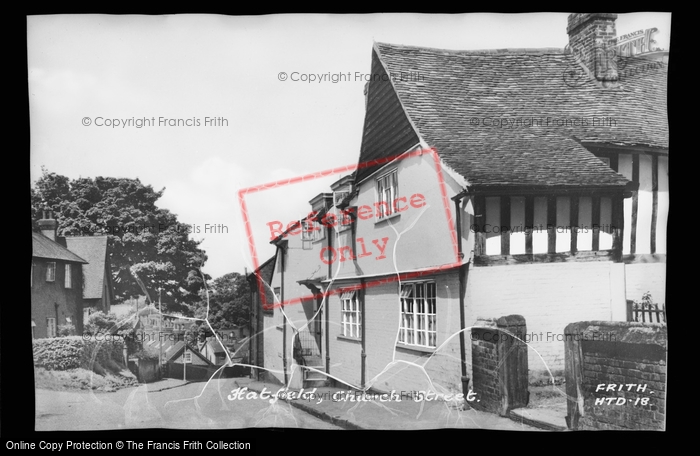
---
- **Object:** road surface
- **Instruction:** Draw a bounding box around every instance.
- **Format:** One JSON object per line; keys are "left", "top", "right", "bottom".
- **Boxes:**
{"left": 35, "top": 378, "right": 341, "bottom": 430}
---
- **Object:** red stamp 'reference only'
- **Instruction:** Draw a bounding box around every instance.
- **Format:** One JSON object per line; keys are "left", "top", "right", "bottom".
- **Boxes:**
{"left": 237, "top": 147, "right": 460, "bottom": 309}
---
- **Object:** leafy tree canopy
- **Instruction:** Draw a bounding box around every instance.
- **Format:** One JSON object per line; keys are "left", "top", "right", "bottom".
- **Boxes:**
{"left": 193, "top": 272, "right": 250, "bottom": 329}
{"left": 31, "top": 168, "right": 209, "bottom": 313}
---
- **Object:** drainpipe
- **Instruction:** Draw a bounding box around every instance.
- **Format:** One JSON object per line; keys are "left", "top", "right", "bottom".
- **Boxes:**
{"left": 281, "top": 243, "right": 287, "bottom": 386}
{"left": 452, "top": 188, "right": 472, "bottom": 397}
{"left": 360, "top": 278, "right": 366, "bottom": 388}
{"left": 54, "top": 302, "right": 59, "bottom": 337}
{"left": 325, "top": 222, "right": 332, "bottom": 376}
{"left": 246, "top": 271, "right": 256, "bottom": 380}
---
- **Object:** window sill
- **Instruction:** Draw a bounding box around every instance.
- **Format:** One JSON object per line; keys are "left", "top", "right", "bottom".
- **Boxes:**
{"left": 395, "top": 343, "right": 436, "bottom": 354}
{"left": 336, "top": 335, "right": 362, "bottom": 344}
{"left": 375, "top": 212, "right": 401, "bottom": 225}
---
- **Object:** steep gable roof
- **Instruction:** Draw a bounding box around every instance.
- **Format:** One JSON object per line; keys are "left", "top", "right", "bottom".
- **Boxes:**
{"left": 32, "top": 232, "right": 88, "bottom": 264}
{"left": 65, "top": 236, "right": 111, "bottom": 300}
{"left": 359, "top": 42, "right": 667, "bottom": 190}
{"left": 164, "top": 340, "right": 213, "bottom": 364}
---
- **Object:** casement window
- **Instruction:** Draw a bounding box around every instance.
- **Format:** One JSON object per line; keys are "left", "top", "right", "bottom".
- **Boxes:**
{"left": 301, "top": 217, "right": 324, "bottom": 243}
{"left": 47, "top": 317, "right": 57, "bottom": 338}
{"left": 337, "top": 209, "right": 354, "bottom": 232}
{"left": 64, "top": 264, "right": 72, "bottom": 288}
{"left": 46, "top": 262, "right": 56, "bottom": 282}
{"left": 376, "top": 170, "right": 398, "bottom": 220}
{"left": 340, "top": 291, "right": 361, "bottom": 338}
{"left": 399, "top": 282, "right": 437, "bottom": 348}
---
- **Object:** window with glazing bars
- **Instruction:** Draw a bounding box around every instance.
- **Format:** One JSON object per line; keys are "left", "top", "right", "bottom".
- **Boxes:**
{"left": 399, "top": 282, "right": 437, "bottom": 348}
{"left": 376, "top": 170, "right": 398, "bottom": 219}
{"left": 340, "top": 290, "right": 361, "bottom": 338}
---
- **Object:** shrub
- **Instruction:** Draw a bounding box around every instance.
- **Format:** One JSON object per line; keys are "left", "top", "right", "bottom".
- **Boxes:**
{"left": 58, "top": 324, "right": 76, "bottom": 336}
{"left": 33, "top": 336, "right": 126, "bottom": 372}
{"left": 133, "top": 345, "right": 161, "bottom": 361}
{"left": 33, "top": 337, "right": 84, "bottom": 370}
{"left": 85, "top": 311, "right": 120, "bottom": 335}
{"left": 633, "top": 291, "right": 663, "bottom": 310}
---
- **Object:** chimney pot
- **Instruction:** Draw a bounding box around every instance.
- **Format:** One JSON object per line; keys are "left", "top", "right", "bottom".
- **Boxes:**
{"left": 38, "top": 210, "right": 58, "bottom": 242}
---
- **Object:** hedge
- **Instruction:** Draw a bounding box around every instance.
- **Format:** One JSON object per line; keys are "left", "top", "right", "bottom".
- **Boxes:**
{"left": 33, "top": 336, "right": 125, "bottom": 371}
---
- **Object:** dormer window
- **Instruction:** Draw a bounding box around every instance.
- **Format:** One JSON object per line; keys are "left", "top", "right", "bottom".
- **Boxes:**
{"left": 337, "top": 207, "right": 355, "bottom": 232}
{"left": 301, "top": 216, "right": 324, "bottom": 243}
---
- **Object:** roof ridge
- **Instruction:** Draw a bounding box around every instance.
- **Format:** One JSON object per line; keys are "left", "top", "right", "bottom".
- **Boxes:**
{"left": 375, "top": 41, "right": 567, "bottom": 55}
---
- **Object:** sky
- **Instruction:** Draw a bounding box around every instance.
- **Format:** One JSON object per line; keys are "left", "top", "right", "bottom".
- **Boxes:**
{"left": 28, "top": 13, "right": 671, "bottom": 279}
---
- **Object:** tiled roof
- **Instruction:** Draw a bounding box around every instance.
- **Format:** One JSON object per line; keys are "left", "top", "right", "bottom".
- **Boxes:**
{"left": 252, "top": 255, "right": 276, "bottom": 284}
{"left": 32, "top": 232, "right": 87, "bottom": 263}
{"left": 373, "top": 43, "right": 668, "bottom": 188}
{"left": 65, "top": 236, "right": 110, "bottom": 300}
{"left": 164, "top": 340, "right": 212, "bottom": 364}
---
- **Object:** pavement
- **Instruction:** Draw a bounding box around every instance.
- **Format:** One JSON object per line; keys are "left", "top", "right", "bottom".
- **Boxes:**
{"left": 143, "top": 378, "right": 191, "bottom": 392}
{"left": 232, "top": 378, "right": 544, "bottom": 431}
{"left": 35, "top": 378, "right": 341, "bottom": 431}
{"left": 509, "top": 405, "right": 569, "bottom": 431}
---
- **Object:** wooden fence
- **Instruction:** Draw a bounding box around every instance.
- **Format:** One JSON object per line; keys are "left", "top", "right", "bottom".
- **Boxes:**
{"left": 626, "top": 300, "right": 666, "bottom": 323}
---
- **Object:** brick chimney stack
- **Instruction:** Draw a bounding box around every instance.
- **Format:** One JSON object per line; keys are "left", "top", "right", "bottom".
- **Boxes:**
{"left": 567, "top": 13, "right": 618, "bottom": 85}
{"left": 38, "top": 209, "right": 58, "bottom": 241}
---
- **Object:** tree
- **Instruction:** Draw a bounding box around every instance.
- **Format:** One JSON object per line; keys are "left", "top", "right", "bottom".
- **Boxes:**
{"left": 194, "top": 272, "right": 251, "bottom": 329}
{"left": 31, "top": 169, "right": 209, "bottom": 313}
{"left": 85, "top": 311, "right": 120, "bottom": 335}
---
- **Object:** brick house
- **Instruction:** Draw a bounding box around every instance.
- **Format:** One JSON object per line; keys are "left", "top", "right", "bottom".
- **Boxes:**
{"left": 255, "top": 13, "right": 668, "bottom": 395}
{"left": 31, "top": 211, "right": 88, "bottom": 338}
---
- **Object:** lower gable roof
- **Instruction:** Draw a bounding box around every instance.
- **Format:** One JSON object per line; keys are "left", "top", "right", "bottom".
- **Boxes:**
{"left": 433, "top": 133, "right": 631, "bottom": 189}
{"left": 32, "top": 232, "right": 88, "bottom": 264}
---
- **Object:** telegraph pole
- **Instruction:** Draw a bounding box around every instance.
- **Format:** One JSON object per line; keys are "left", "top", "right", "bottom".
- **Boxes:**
{"left": 158, "top": 287, "right": 163, "bottom": 375}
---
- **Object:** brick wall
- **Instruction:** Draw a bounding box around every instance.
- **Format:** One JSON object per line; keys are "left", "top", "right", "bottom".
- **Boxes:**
{"left": 567, "top": 13, "right": 618, "bottom": 82}
{"left": 471, "top": 320, "right": 500, "bottom": 412}
{"left": 471, "top": 316, "right": 528, "bottom": 415}
{"left": 564, "top": 321, "right": 666, "bottom": 430}
{"left": 31, "top": 259, "right": 84, "bottom": 338}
